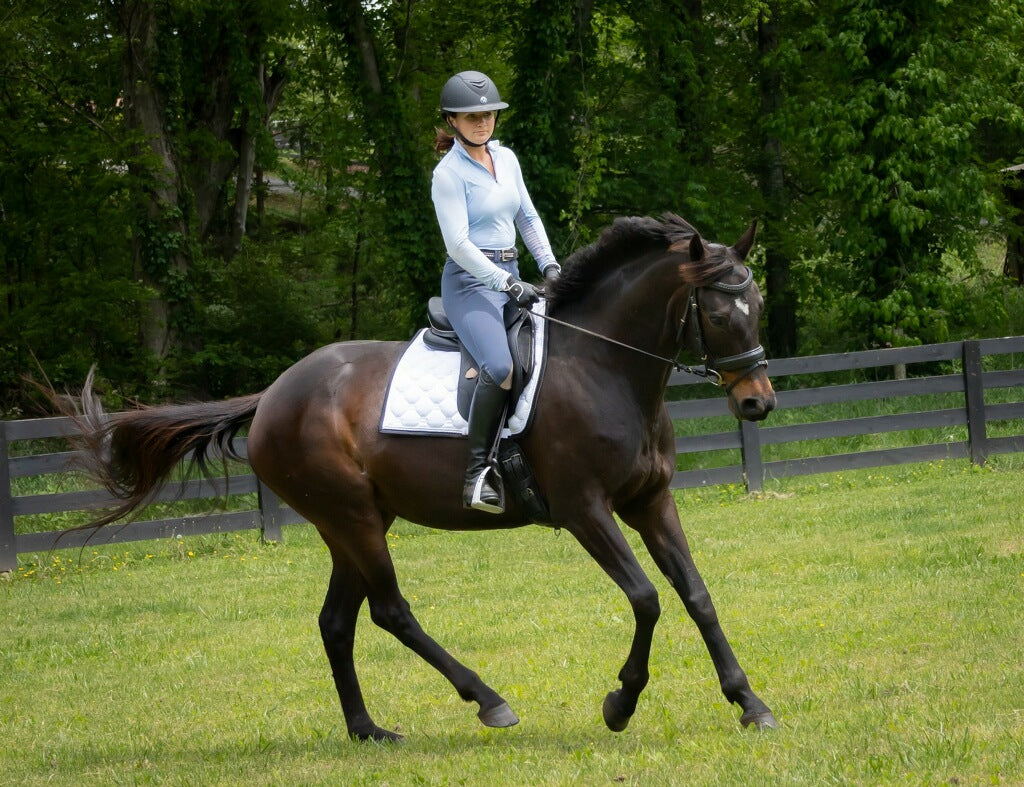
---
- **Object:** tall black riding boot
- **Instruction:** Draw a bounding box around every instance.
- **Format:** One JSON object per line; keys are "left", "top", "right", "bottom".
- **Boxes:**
{"left": 463, "top": 370, "right": 509, "bottom": 513}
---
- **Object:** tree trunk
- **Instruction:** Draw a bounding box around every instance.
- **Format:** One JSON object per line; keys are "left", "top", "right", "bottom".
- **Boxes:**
{"left": 114, "top": 0, "right": 190, "bottom": 362}
{"left": 349, "top": 220, "right": 364, "bottom": 340}
{"left": 758, "top": 7, "right": 798, "bottom": 357}
{"left": 188, "top": 35, "right": 237, "bottom": 243}
{"left": 226, "top": 60, "right": 288, "bottom": 259}
{"left": 228, "top": 112, "right": 258, "bottom": 258}
{"left": 1003, "top": 169, "right": 1024, "bottom": 285}
{"left": 325, "top": 0, "right": 436, "bottom": 326}
{"left": 677, "top": 0, "right": 711, "bottom": 168}
{"left": 1005, "top": 236, "right": 1024, "bottom": 285}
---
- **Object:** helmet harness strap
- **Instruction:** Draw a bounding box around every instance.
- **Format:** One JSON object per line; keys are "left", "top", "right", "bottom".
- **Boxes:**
{"left": 444, "top": 111, "right": 500, "bottom": 149}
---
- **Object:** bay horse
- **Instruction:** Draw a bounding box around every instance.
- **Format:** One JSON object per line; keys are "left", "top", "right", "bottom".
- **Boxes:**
{"left": 58, "top": 213, "right": 779, "bottom": 741}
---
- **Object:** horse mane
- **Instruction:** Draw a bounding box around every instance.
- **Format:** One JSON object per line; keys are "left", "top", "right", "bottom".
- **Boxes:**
{"left": 546, "top": 213, "right": 735, "bottom": 309}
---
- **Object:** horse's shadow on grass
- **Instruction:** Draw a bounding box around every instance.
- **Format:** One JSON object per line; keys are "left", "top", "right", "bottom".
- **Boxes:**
{"left": 57, "top": 719, "right": 698, "bottom": 776}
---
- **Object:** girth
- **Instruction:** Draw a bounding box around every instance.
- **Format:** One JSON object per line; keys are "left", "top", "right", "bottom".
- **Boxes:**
{"left": 422, "top": 296, "right": 536, "bottom": 421}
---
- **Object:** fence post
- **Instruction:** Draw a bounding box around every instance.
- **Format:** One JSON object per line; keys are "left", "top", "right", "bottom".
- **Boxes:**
{"left": 0, "top": 423, "right": 16, "bottom": 572}
{"left": 257, "top": 479, "right": 284, "bottom": 543}
{"left": 962, "top": 340, "right": 988, "bottom": 467}
{"left": 739, "top": 419, "right": 764, "bottom": 493}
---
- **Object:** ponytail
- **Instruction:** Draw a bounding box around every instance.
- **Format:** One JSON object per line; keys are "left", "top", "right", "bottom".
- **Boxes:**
{"left": 434, "top": 126, "right": 456, "bottom": 154}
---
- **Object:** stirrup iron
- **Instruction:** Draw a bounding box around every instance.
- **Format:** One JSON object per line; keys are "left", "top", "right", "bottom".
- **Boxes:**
{"left": 467, "top": 465, "right": 505, "bottom": 513}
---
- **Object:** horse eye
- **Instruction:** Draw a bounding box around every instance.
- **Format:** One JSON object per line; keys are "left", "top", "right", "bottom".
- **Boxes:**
{"left": 707, "top": 313, "right": 729, "bottom": 328}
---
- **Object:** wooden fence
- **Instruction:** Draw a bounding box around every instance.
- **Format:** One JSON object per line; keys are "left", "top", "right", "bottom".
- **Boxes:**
{"left": 0, "top": 423, "right": 304, "bottom": 573}
{"left": 669, "top": 335, "right": 1024, "bottom": 490}
{"left": 2, "top": 336, "right": 1023, "bottom": 571}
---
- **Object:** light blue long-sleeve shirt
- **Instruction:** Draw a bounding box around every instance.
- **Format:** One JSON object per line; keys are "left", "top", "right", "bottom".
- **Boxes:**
{"left": 431, "top": 139, "right": 558, "bottom": 291}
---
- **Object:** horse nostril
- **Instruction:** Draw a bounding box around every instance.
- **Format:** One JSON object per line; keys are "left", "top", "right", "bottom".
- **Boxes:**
{"left": 740, "top": 397, "right": 771, "bottom": 420}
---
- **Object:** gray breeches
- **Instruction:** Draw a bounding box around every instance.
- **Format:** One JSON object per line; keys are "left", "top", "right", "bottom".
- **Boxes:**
{"left": 441, "top": 258, "right": 519, "bottom": 384}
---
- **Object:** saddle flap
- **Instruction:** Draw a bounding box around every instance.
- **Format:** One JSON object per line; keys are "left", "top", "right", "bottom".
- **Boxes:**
{"left": 511, "top": 312, "right": 535, "bottom": 383}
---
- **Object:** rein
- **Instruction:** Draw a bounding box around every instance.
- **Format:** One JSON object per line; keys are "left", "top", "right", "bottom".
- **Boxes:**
{"left": 532, "top": 310, "right": 713, "bottom": 377}
{"left": 533, "top": 266, "right": 767, "bottom": 391}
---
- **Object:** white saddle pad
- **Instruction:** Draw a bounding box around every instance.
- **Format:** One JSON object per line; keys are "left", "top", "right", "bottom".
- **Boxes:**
{"left": 379, "top": 301, "right": 547, "bottom": 437}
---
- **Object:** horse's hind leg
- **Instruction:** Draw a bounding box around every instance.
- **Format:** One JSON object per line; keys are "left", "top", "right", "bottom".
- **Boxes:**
{"left": 312, "top": 503, "right": 517, "bottom": 737}
{"left": 622, "top": 492, "right": 778, "bottom": 730}
{"left": 319, "top": 555, "right": 403, "bottom": 742}
{"left": 350, "top": 529, "right": 519, "bottom": 731}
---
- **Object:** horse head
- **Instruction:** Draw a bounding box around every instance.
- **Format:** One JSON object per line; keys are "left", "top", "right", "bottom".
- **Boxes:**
{"left": 545, "top": 213, "right": 775, "bottom": 421}
{"left": 677, "top": 222, "right": 776, "bottom": 421}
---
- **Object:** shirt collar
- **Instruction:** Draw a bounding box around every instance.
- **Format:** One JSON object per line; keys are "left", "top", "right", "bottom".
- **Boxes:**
{"left": 454, "top": 138, "right": 498, "bottom": 163}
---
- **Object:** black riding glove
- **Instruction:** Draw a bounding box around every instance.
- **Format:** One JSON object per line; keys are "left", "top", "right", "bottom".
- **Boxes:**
{"left": 504, "top": 277, "right": 542, "bottom": 307}
{"left": 543, "top": 264, "right": 560, "bottom": 286}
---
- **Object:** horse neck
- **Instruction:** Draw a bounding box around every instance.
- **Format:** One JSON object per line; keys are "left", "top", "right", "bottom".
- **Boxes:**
{"left": 552, "top": 253, "right": 686, "bottom": 409}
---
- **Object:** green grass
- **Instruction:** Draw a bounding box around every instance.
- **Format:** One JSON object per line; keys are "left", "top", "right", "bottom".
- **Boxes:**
{"left": 2, "top": 459, "right": 1023, "bottom": 785}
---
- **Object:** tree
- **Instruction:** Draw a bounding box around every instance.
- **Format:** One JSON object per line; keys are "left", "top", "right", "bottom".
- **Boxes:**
{"left": 1004, "top": 167, "right": 1024, "bottom": 284}
{"left": 3, "top": 0, "right": 1023, "bottom": 412}
{"left": 794, "top": 0, "right": 1014, "bottom": 349}
{"left": 0, "top": 0, "right": 305, "bottom": 403}
{"left": 319, "top": 0, "right": 451, "bottom": 328}
{"left": 110, "top": 0, "right": 192, "bottom": 363}
{"left": 755, "top": 4, "right": 798, "bottom": 357}
{"left": 108, "top": 0, "right": 295, "bottom": 367}
{"left": 0, "top": 2, "right": 150, "bottom": 405}
{"left": 501, "top": 0, "right": 598, "bottom": 254}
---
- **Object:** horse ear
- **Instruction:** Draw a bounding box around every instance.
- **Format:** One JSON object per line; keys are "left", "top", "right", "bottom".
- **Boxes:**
{"left": 689, "top": 233, "right": 704, "bottom": 261}
{"left": 732, "top": 221, "right": 758, "bottom": 260}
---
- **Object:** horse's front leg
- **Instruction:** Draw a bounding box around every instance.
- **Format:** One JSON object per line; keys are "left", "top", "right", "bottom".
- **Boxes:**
{"left": 620, "top": 491, "right": 779, "bottom": 730}
{"left": 563, "top": 499, "right": 662, "bottom": 732}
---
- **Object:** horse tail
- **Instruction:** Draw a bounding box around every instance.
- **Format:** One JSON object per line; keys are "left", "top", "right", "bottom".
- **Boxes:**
{"left": 54, "top": 367, "right": 263, "bottom": 530}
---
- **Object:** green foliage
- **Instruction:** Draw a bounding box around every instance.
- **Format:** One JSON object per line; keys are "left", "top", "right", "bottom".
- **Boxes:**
{"left": 799, "top": 242, "right": 1024, "bottom": 355}
{"left": 788, "top": 0, "right": 1023, "bottom": 348}
{"left": 2, "top": 0, "right": 1024, "bottom": 410}
{"left": 178, "top": 246, "right": 323, "bottom": 397}
{"left": 0, "top": 5, "right": 154, "bottom": 407}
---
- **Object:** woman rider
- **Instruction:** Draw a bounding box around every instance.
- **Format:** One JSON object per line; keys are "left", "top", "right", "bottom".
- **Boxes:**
{"left": 431, "top": 70, "right": 560, "bottom": 514}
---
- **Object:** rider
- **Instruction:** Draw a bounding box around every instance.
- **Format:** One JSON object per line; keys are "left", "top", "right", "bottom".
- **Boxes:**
{"left": 431, "top": 70, "right": 560, "bottom": 514}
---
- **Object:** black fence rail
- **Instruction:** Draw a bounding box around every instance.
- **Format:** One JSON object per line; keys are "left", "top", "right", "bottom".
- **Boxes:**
{"left": 2, "top": 336, "right": 1023, "bottom": 571}
{"left": 668, "top": 336, "right": 1024, "bottom": 491}
{"left": 0, "top": 417, "right": 304, "bottom": 572}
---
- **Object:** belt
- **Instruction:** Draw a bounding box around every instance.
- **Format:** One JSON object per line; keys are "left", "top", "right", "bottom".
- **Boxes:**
{"left": 480, "top": 248, "right": 518, "bottom": 263}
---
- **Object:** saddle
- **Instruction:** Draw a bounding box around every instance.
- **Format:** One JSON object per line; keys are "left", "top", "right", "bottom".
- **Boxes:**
{"left": 422, "top": 296, "right": 537, "bottom": 422}
{"left": 421, "top": 296, "right": 550, "bottom": 524}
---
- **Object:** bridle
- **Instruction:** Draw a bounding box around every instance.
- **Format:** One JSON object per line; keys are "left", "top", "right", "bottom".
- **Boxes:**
{"left": 676, "top": 266, "right": 768, "bottom": 393}
{"left": 532, "top": 265, "right": 767, "bottom": 392}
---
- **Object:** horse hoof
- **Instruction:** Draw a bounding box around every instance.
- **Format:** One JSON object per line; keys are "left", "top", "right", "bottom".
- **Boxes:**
{"left": 478, "top": 702, "right": 519, "bottom": 728}
{"left": 602, "top": 690, "right": 631, "bottom": 732}
{"left": 740, "top": 709, "right": 779, "bottom": 730}
{"left": 350, "top": 726, "right": 405, "bottom": 743}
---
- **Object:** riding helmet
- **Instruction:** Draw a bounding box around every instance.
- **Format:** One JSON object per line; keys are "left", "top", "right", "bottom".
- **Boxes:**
{"left": 439, "top": 71, "right": 509, "bottom": 114}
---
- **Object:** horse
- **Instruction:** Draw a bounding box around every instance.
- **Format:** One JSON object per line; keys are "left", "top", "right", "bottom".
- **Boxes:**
{"left": 56, "top": 213, "right": 779, "bottom": 742}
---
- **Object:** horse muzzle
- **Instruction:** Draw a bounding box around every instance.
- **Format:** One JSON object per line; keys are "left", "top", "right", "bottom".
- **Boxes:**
{"left": 733, "top": 384, "right": 776, "bottom": 421}
{"left": 716, "top": 353, "right": 776, "bottom": 422}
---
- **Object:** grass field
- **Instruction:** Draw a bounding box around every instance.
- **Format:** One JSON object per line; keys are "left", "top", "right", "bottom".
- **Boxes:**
{"left": 2, "top": 458, "right": 1023, "bottom": 785}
